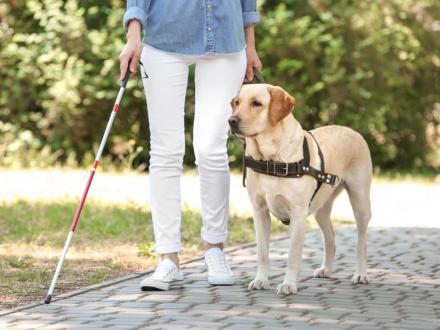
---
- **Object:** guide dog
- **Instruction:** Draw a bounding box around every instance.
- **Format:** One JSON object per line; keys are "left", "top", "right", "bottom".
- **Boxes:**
{"left": 228, "top": 84, "right": 372, "bottom": 295}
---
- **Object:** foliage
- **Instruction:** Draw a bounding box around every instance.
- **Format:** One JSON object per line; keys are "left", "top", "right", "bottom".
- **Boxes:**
{"left": 0, "top": 0, "right": 150, "bottom": 169}
{"left": 0, "top": 0, "right": 439, "bottom": 171}
{"left": 256, "top": 0, "right": 439, "bottom": 170}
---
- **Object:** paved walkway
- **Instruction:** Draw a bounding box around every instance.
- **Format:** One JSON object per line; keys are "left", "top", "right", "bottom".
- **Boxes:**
{"left": 1, "top": 226, "right": 439, "bottom": 329}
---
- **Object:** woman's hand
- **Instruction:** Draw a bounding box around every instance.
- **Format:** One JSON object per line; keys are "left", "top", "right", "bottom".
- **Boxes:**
{"left": 243, "top": 24, "right": 262, "bottom": 83}
{"left": 119, "top": 20, "right": 143, "bottom": 81}
{"left": 244, "top": 46, "right": 262, "bottom": 83}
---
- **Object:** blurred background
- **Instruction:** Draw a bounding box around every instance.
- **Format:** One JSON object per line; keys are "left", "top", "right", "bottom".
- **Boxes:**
{"left": 1, "top": 0, "right": 439, "bottom": 173}
{"left": 0, "top": 0, "right": 439, "bottom": 310}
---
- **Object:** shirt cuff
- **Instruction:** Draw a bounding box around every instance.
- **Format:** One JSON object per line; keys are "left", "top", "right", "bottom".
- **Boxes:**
{"left": 242, "top": 11, "right": 260, "bottom": 26}
{"left": 123, "top": 6, "right": 148, "bottom": 32}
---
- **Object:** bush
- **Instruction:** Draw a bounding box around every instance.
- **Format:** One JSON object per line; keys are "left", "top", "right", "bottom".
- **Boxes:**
{"left": 0, "top": 0, "right": 438, "bottom": 171}
{"left": 255, "top": 0, "right": 439, "bottom": 170}
{"left": 0, "top": 0, "right": 149, "bottom": 169}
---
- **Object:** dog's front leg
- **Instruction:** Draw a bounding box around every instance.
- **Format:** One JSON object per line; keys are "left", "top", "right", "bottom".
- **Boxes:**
{"left": 277, "top": 212, "right": 307, "bottom": 295}
{"left": 248, "top": 205, "right": 271, "bottom": 290}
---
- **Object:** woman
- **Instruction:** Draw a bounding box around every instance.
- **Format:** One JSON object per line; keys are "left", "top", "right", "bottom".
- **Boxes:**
{"left": 119, "top": 0, "right": 262, "bottom": 291}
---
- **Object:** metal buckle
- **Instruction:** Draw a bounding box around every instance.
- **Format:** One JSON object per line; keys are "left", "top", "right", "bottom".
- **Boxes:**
{"left": 275, "top": 162, "right": 289, "bottom": 176}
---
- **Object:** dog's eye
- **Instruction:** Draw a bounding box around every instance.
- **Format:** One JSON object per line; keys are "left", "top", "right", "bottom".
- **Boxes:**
{"left": 235, "top": 100, "right": 240, "bottom": 106}
{"left": 252, "top": 100, "right": 262, "bottom": 107}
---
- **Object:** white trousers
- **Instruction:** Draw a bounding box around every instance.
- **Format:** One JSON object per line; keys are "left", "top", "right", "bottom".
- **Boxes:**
{"left": 140, "top": 44, "right": 247, "bottom": 254}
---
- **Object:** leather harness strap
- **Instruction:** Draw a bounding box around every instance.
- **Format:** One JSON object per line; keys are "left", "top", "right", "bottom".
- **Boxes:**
{"left": 241, "top": 131, "right": 339, "bottom": 204}
{"left": 308, "top": 131, "right": 325, "bottom": 203}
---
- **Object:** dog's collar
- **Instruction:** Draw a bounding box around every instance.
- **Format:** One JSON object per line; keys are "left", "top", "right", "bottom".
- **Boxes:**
{"left": 241, "top": 131, "right": 339, "bottom": 202}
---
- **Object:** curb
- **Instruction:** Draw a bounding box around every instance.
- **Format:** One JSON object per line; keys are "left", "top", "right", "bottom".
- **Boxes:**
{"left": 0, "top": 271, "right": 150, "bottom": 317}
{"left": 0, "top": 235, "right": 289, "bottom": 317}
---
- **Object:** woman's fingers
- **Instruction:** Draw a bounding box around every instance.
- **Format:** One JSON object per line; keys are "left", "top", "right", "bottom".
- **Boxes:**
{"left": 244, "top": 59, "right": 262, "bottom": 83}
{"left": 130, "top": 50, "right": 141, "bottom": 76}
{"left": 244, "top": 47, "right": 263, "bottom": 83}
{"left": 119, "top": 51, "right": 131, "bottom": 81}
{"left": 246, "top": 63, "right": 254, "bottom": 82}
{"left": 255, "top": 58, "right": 263, "bottom": 71}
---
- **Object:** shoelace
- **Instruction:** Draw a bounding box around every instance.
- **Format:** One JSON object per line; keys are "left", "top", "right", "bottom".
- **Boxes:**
{"left": 206, "top": 253, "right": 231, "bottom": 274}
{"left": 151, "top": 261, "right": 176, "bottom": 280}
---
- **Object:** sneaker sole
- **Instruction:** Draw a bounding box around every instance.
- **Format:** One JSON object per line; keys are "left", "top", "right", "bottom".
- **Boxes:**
{"left": 140, "top": 279, "right": 183, "bottom": 291}
{"left": 207, "top": 276, "right": 236, "bottom": 286}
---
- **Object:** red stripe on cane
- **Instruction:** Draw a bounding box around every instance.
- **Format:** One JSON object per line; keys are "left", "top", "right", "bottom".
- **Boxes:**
{"left": 70, "top": 170, "right": 96, "bottom": 232}
{"left": 93, "top": 160, "right": 99, "bottom": 169}
{"left": 113, "top": 104, "right": 119, "bottom": 113}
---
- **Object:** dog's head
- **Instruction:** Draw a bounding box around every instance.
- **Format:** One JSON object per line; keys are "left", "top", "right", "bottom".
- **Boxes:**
{"left": 228, "top": 84, "right": 296, "bottom": 138}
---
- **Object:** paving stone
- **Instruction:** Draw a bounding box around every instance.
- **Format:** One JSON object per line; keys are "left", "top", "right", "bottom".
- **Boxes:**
{"left": 221, "top": 325, "right": 260, "bottom": 330}
{"left": 155, "top": 302, "right": 192, "bottom": 310}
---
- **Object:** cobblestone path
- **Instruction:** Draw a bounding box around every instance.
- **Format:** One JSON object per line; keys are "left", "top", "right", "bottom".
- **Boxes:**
{"left": 1, "top": 226, "right": 439, "bottom": 329}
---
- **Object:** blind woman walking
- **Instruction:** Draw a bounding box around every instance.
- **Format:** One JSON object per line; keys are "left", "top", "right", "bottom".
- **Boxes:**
{"left": 119, "top": 0, "right": 262, "bottom": 290}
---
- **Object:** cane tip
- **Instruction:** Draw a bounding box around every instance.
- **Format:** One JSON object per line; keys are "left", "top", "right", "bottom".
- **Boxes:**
{"left": 44, "top": 294, "right": 52, "bottom": 304}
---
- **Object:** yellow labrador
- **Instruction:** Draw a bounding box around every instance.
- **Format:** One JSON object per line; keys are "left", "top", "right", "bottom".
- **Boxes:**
{"left": 228, "top": 84, "right": 372, "bottom": 295}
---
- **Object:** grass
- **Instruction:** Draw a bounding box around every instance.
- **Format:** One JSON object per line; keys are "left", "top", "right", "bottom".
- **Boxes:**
{"left": 0, "top": 198, "right": 289, "bottom": 310}
{"left": 372, "top": 167, "right": 439, "bottom": 183}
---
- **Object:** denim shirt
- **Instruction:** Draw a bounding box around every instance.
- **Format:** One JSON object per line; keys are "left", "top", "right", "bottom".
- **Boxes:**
{"left": 122, "top": 0, "right": 260, "bottom": 55}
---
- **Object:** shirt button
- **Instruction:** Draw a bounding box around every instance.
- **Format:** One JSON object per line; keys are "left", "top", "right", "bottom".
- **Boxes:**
{"left": 207, "top": 4, "right": 211, "bottom": 9}
{"left": 207, "top": 27, "right": 212, "bottom": 31}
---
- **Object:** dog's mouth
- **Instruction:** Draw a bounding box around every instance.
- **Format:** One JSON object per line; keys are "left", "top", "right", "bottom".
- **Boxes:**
{"left": 229, "top": 126, "right": 242, "bottom": 136}
{"left": 228, "top": 119, "right": 259, "bottom": 138}
{"left": 229, "top": 128, "right": 258, "bottom": 139}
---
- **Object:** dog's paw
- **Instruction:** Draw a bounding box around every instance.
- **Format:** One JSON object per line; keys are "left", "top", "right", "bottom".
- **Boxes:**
{"left": 276, "top": 282, "right": 297, "bottom": 295}
{"left": 352, "top": 271, "right": 369, "bottom": 284}
{"left": 313, "top": 266, "right": 332, "bottom": 278}
{"left": 248, "top": 278, "right": 270, "bottom": 290}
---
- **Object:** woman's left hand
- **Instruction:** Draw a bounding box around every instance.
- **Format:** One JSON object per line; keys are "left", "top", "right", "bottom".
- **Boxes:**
{"left": 244, "top": 46, "right": 262, "bottom": 83}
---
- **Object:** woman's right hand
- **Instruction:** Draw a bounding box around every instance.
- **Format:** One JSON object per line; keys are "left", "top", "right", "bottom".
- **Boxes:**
{"left": 119, "top": 20, "right": 143, "bottom": 81}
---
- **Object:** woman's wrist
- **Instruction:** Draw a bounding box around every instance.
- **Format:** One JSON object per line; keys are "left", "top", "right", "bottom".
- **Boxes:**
{"left": 127, "top": 20, "right": 141, "bottom": 40}
{"left": 246, "top": 43, "right": 256, "bottom": 52}
{"left": 244, "top": 24, "right": 256, "bottom": 50}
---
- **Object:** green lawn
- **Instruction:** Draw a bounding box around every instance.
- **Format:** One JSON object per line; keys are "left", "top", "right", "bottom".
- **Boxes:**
{"left": 0, "top": 198, "right": 290, "bottom": 250}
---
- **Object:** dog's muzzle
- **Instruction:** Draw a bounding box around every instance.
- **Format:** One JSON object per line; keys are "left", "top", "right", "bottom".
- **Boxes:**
{"left": 228, "top": 116, "right": 241, "bottom": 134}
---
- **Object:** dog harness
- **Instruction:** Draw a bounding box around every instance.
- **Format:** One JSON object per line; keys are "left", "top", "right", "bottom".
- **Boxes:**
{"left": 241, "top": 131, "right": 339, "bottom": 205}
{"left": 239, "top": 70, "right": 339, "bottom": 207}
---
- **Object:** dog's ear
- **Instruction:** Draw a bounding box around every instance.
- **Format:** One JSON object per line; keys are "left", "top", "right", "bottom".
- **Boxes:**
{"left": 267, "top": 86, "right": 296, "bottom": 125}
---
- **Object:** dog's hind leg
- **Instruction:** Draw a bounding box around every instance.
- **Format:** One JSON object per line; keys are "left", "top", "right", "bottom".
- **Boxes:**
{"left": 248, "top": 204, "right": 271, "bottom": 290}
{"left": 345, "top": 177, "right": 372, "bottom": 285}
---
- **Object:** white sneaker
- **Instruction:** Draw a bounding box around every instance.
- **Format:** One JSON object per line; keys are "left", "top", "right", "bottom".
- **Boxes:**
{"left": 140, "top": 258, "right": 183, "bottom": 291}
{"left": 204, "top": 247, "right": 235, "bottom": 285}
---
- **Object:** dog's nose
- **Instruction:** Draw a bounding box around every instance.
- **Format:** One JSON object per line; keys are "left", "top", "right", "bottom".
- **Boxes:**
{"left": 228, "top": 116, "right": 239, "bottom": 128}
